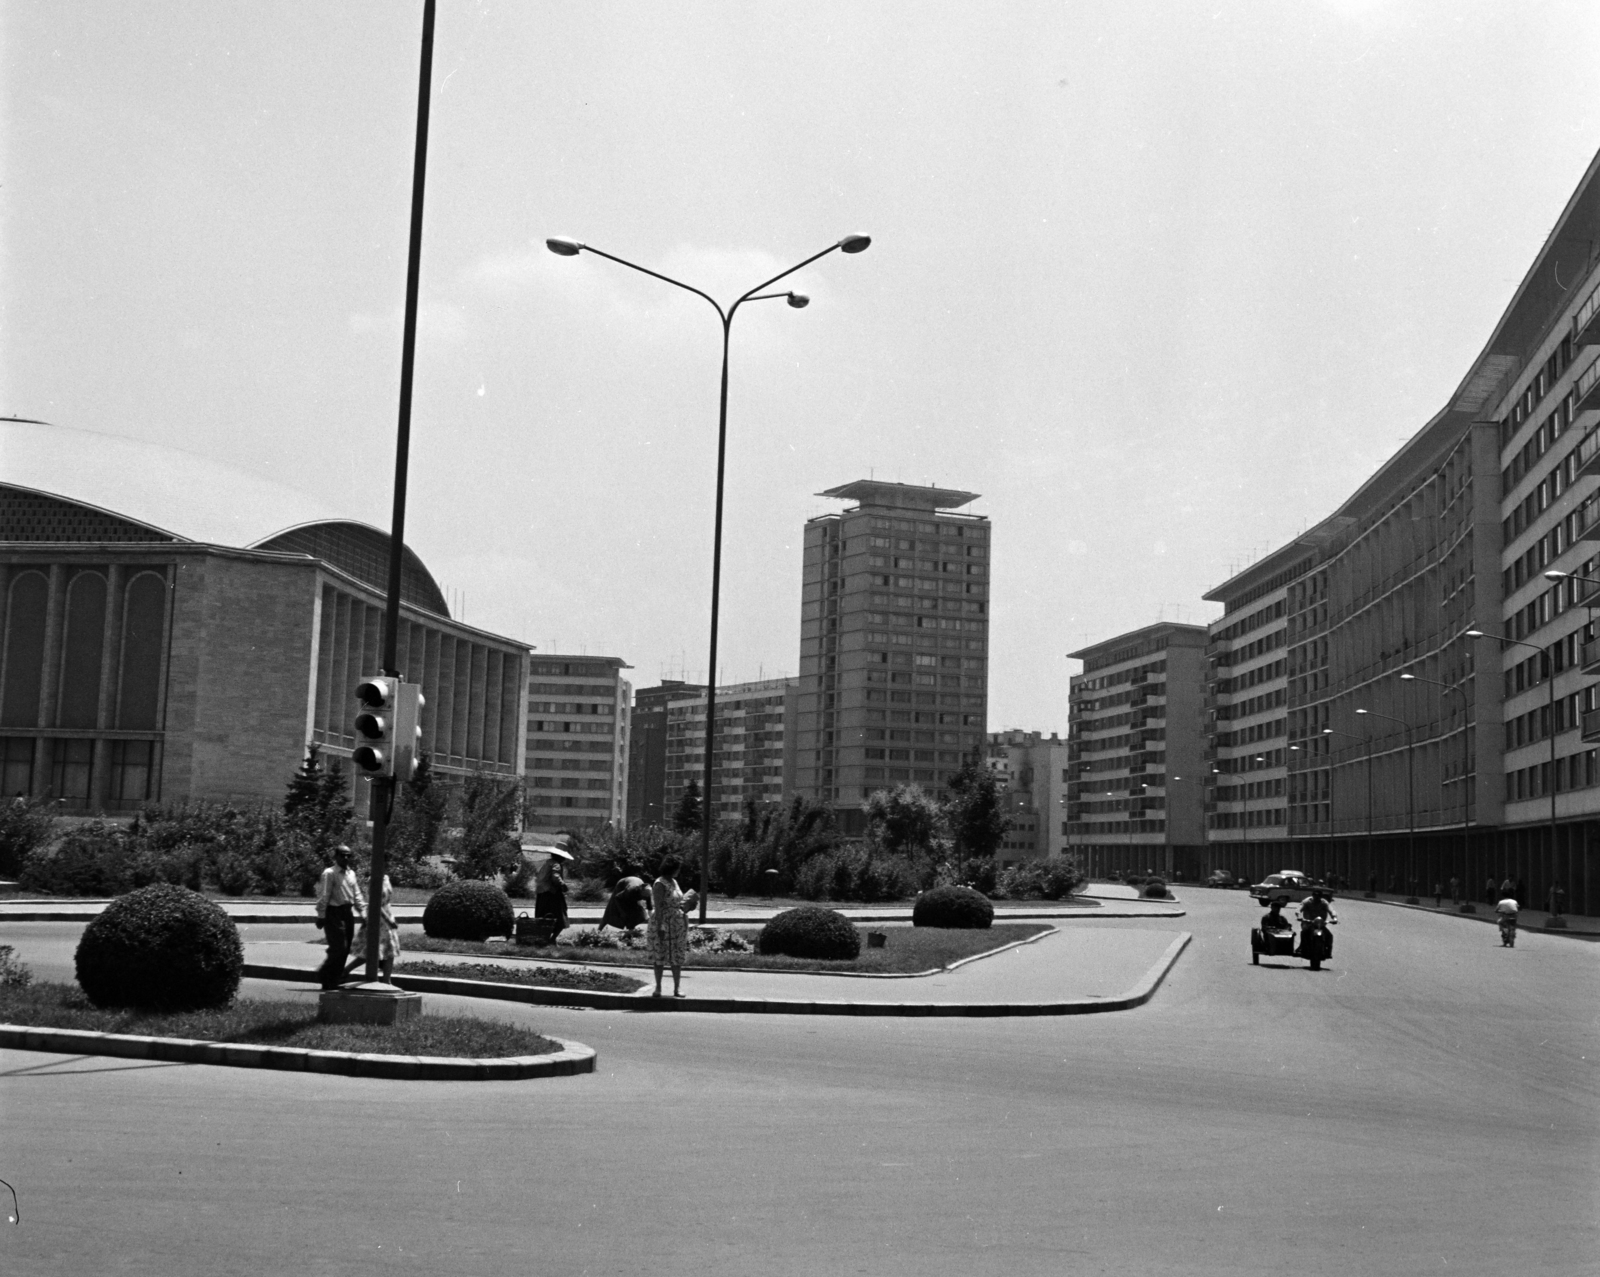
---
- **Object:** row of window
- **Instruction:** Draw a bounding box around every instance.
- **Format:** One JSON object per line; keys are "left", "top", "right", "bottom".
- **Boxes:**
{"left": 0, "top": 735, "right": 157, "bottom": 807}
{"left": 529, "top": 683, "right": 616, "bottom": 697}
{"left": 1502, "top": 426, "right": 1579, "bottom": 546}
{"left": 1217, "top": 628, "right": 1286, "bottom": 669}
{"left": 1207, "top": 807, "right": 1288, "bottom": 830}
{"left": 1501, "top": 381, "right": 1576, "bottom": 493}
{"left": 864, "top": 517, "right": 987, "bottom": 540}
{"left": 529, "top": 776, "right": 611, "bottom": 791}
{"left": 864, "top": 749, "right": 964, "bottom": 764}
{"left": 528, "top": 702, "right": 613, "bottom": 716}
{"left": 866, "top": 536, "right": 987, "bottom": 558}
{"left": 1498, "top": 335, "right": 1576, "bottom": 453}
{"left": 528, "top": 720, "right": 614, "bottom": 735}
{"left": 1213, "top": 718, "right": 1287, "bottom": 747}
{"left": 1216, "top": 688, "right": 1287, "bottom": 721}
{"left": 862, "top": 767, "right": 943, "bottom": 784}
{"left": 1507, "top": 749, "right": 1600, "bottom": 801}
{"left": 1063, "top": 820, "right": 1168, "bottom": 835}
{"left": 1212, "top": 599, "right": 1287, "bottom": 645}
{"left": 529, "top": 757, "right": 612, "bottom": 772}
{"left": 864, "top": 574, "right": 988, "bottom": 603}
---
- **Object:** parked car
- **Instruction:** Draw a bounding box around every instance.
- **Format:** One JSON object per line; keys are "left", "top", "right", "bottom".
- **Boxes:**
{"left": 1206, "top": 870, "right": 1239, "bottom": 889}
{"left": 1249, "top": 870, "right": 1328, "bottom": 905}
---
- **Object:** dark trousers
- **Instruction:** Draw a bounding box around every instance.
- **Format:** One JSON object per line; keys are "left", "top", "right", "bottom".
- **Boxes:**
{"left": 321, "top": 904, "right": 356, "bottom": 989}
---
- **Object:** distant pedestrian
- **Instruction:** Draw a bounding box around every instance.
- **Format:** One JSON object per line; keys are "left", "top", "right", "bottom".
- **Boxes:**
{"left": 354, "top": 871, "right": 400, "bottom": 982}
{"left": 1433, "top": 882, "right": 1443, "bottom": 908}
{"left": 315, "top": 845, "right": 365, "bottom": 991}
{"left": 1486, "top": 877, "right": 1497, "bottom": 905}
{"left": 1368, "top": 874, "right": 1378, "bottom": 897}
{"left": 1501, "top": 876, "right": 1515, "bottom": 900}
{"left": 534, "top": 854, "right": 570, "bottom": 937}
{"left": 647, "top": 855, "right": 698, "bottom": 998}
{"left": 1548, "top": 883, "right": 1566, "bottom": 918}
{"left": 1450, "top": 877, "right": 1460, "bottom": 906}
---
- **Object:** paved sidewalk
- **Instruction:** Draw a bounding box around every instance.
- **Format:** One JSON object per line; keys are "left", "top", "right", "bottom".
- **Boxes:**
{"left": 1349, "top": 890, "right": 1599, "bottom": 938}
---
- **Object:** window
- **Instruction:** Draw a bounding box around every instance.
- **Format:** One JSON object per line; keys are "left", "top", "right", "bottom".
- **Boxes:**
{"left": 110, "top": 740, "right": 154, "bottom": 803}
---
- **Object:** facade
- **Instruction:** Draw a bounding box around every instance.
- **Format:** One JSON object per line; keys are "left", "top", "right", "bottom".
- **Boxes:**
{"left": 524, "top": 656, "right": 631, "bottom": 836}
{"left": 0, "top": 421, "right": 529, "bottom": 812}
{"left": 1193, "top": 146, "right": 1600, "bottom": 915}
{"left": 625, "top": 679, "right": 704, "bottom": 829}
{"left": 1065, "top": 624, "right": 1208, "bottom": 878}
{"left": 794, "top": 480, "right": 990, "bottom": 833}
{"left": 664, "top": 677, "right": 798, "bottom": 822}
{"left": 986, "top": 729, "right": 1072, "bottom": 862}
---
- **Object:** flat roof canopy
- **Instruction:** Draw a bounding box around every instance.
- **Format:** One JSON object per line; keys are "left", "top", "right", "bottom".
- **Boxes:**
{"left": 817, "top": 479, "right": 979, "bottom": 511}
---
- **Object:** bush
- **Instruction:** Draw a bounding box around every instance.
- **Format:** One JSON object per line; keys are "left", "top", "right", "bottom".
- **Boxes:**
{"left": 688, "top": 926, "right": 752, "bottom": 953}
{"left": 19, "top": 823, "right": 133, "bottom": 896}
{"left": 1143, "top": 877, "right": 1169, "bottom": 899}
{"left": 757, "top": 906, "right": 861, "bottom": 960}
{"left": 422, "top": 879, "right": 514, "bottom": 943}
{"left": 75, "top": 884, "right": 243, "bottom": 1011}
{"left": 992, "top": 857, "right": 1087, "bottom": 902}
{"left": 0, "top": 797, "right": 57, "bottom": 878}
{"left": 912, "top": 884, "right": 994, "bottom": 929}
{"left": 0, "top": 944, "right": 32, "bottom": 988}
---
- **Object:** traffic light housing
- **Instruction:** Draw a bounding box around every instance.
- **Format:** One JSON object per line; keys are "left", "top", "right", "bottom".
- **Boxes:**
{"left": 353, "top": 677, "right": 425, "bottom": 780}
{"left": 353, "top": 677, "right": 397, "bottom": 776}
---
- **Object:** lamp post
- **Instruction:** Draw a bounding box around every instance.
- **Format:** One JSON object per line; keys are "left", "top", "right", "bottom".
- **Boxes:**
{"left": 1356, "top": 707, "right": 1415, "bottom": 901}
{"left": 1399, "top": 670, "right": 1471, "bottom": 902}
{"left": 1323, "top": 725, "right": 1373, "bottom": 892}
{"left": 1467, "top": 627, "right": 1560, "bottom": 907}
{"left": 548, "top": 233, "right": 869, "bottom": 920}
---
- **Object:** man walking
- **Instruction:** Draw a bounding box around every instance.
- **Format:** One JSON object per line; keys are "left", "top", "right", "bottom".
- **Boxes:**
{"left": 315, "top": 845, "right": 365, "bottom": 991}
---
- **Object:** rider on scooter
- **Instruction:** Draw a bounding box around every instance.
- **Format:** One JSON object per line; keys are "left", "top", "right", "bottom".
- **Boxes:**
{"left": 1495, "top": 891, "right": 1519, "bottom": 945}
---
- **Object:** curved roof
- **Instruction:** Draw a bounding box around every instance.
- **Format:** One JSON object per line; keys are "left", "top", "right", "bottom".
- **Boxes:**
{"left": 0, "top": 418, "right": 448, "bottom": 615}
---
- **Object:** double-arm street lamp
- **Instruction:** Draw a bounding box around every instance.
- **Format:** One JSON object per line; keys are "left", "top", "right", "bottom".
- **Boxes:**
{"left": 547, "top": 233, "right": 871, "bottom": 920}
{"left": 1355, "top": 707, "right": 1416, "bottom": 901}
{"left": 1399, "top": 670, "right": 1471, "bottom": 890}
{"left": 1467, "top": 626, "right": 1560, "bottom": 888}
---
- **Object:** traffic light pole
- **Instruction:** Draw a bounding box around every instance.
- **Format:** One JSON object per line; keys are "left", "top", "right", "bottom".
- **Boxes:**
{"left": 363, "top": 0, "right": 435, "bottom": 983}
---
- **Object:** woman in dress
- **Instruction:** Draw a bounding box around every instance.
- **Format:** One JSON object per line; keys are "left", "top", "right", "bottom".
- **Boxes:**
{"left": 533, "top": 854, "right": 570, "bottom": 936}
{"left": 352, "top": 871, "right": 401, "bottom": 983}
{"left": 647, "top": 855, "right": 697, "bottom": 998}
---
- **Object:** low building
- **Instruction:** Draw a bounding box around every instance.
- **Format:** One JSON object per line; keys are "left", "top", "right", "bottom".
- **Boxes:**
{"left": 0, "top": 420, "right": 529, "bottom": 813}
{"left": 524, "top": 655, "right": 631, "bottom": 837}
{"left": 664, "top": 677, "right": 799, "bottom": 822}
{"left": 986, "top": 728, "right": 1071, "bottom": 862}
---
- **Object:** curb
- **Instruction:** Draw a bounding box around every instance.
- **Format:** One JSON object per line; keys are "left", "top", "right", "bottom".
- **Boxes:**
{"left": 1353, "top": 896, "right": 1600, "bottom": 941}
{"left": 0, "top": 1022, "right": 596, "bottom": 1079}
{"left": 242, "top": 932, "right": 1192, "bottom": 1018}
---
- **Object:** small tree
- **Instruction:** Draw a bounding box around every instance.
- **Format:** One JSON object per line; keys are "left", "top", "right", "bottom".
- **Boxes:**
{"left": 943, "top": 757, "right": 1010, "bottom": 871}
{"left": 283, "top": 746, "right": 355, "bottom": 890}
{"left": 388, "top": 753, "right": 447, "bottom": 884}
{"left": 0, "top": 795, "right": 58, "bottom": 879}
{"left": 454, "top": 771, "right": 523, "bottom": 881}
{"left": 671, "top": 780, "right": 703, "bottom": 835}
{"left": 863, "top": 784, "right": 943, "bottom": 859}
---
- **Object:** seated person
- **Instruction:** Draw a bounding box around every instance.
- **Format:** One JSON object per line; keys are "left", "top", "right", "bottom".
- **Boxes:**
{"left": 1260, "top": 898, "right": 1292, "bottom": 933}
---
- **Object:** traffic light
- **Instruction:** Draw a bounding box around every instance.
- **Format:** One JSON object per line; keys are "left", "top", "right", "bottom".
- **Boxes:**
{"left": 391, "top": 682, "right": 425, "bottom": 782}
{"left": 353, "top": 676, "right": 397, "bottom": 776}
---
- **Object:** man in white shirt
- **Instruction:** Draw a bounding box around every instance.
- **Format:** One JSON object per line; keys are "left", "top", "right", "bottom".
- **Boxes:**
{"left": 315, "top": 845, "right": 366, "bottom": 990}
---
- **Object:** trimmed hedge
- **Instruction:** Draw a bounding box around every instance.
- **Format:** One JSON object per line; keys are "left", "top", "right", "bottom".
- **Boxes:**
{"left": 757, "top": 906, "right": 861, "bottom": 960}
{"left": 75, "top": 884, "right": 244, "bottom": 1011}
{"left": 912, "top": 884, "right": 994, "bottom": 929}
{"left": 423, "top": 879, "right": 514, "bottom": 942}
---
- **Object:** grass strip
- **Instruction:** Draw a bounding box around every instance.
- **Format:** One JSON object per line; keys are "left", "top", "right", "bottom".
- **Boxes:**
{"left": 402, "top": 923, "right": 1051, "bottom": 974}
{"left": 394, "top": 960, "right": 643, "bottom": 993}
{"left": 0, "top": 982, "right": 559, "bottom": 1057}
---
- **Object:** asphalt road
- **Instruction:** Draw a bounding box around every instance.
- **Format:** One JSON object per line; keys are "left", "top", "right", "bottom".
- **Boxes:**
{"left": 0, "top": 893, "right": 1594, "bottom": 1276}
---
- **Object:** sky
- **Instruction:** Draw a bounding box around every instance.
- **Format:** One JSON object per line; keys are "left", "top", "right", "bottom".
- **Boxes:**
{"left": 3, "top": 1, "right": 1598, "bottom": 734}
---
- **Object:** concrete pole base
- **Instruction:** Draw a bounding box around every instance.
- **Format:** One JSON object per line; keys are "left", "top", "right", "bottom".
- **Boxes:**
{"left": 1543, "top": 916, "right": 1569, "bottom": 929}
{"left": 318, "top": 982, "right": 424, "bottom": 1025}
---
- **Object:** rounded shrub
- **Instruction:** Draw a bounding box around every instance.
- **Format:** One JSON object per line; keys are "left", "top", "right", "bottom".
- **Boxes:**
{"left": 912, "top": 884, "right": 994, "bottom": 929}
{"left": 422, "top": 879, "right": 514, "bottom": 942}
{"left": 75, "top": 883, "right": 244, "bottom": 1011}
{"left": 757, "top": 906, "right": 861, "bottom": 960}
{"left": 1142, "top": 877, "right": 1169, "bottom": 899}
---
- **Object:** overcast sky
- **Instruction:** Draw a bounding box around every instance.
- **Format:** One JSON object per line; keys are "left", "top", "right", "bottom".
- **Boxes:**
{"left": 3, "top": 1, "right": 1598, "bottom": 732}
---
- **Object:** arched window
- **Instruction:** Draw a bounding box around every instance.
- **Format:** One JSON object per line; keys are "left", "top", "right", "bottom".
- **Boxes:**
{"left": 58, "top": 572, "right": 108, "bottom": 729}
{"left": 1, "top": 572, "right": 48, "bottom": 728}
{"left": 117, "top": 572, "right": 167, "bottom": 730}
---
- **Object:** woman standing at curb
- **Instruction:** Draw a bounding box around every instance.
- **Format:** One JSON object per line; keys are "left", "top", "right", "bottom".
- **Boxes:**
{"left": 648, "top": 856, "right": 697, "bottom": 998}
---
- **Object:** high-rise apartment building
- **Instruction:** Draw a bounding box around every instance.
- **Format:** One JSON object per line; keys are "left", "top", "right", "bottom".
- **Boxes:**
{"left": 663, "top": 677, "right": 798, "bottom": 822}
{"left": 986, "top": 729, "right": 1072, "bottom": 862}
{"left": 1065, "top": 624, "right": 1209, "bottom": 878}
{"left": 524, "top": 655, "right": 631, "bottom": 836}
{"left": 626, "top": 679, "right": 704, "bottom": 828}
{"left": 795, "top": 481, "right": 990, "bottom": 832}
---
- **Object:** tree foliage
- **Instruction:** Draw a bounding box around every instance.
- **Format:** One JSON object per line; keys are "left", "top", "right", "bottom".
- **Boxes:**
{"left": 387, "top": 753, "right": 448, "bottom": 885}
{"left": 671, "top": 780, "right": 703, "bottom": 835}
{"left": 863, "top": 784, "right": 945, "bottom": 859}
{"left": 943, "top": 757, "right": 1010, "bottom": 864}
{"left": 452, "top": 771, "right": 524, "bottom": 881}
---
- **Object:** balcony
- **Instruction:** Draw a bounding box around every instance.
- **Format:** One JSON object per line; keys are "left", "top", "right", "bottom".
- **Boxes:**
{"left": 1585, "top": 709, "right": 1600, "bottom": 743}
{"left": 1576, "top": 282, "right": 1600, "bottom": 349}
{"left": 1577, "top": 357, "right": 1600, "bottom": 415}
{"left": 1583, "top": 639, "right": 1600, "bottom": 676}
{"left": 1576, "top": 426, "right": 1600, "bottom": 482}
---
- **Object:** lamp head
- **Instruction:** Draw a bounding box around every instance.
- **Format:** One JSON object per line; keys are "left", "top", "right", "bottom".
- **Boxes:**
{"left": 546, "top": 237, "right": 584, "bottom": 257}
{"left": 1544, "top": 570, "right": 1568, "bottom": 582}
{"left": 1465, "top": 629, "right": 1485, "bottom": 638}
{"left": 838, "top": 233, "right": 872, "bottom": 254}
{"left": 1399, "top": 673, "right": 1416, "bottom": 681}
{"left": 1355, "top": 709, "right": 1369, "bottom": 715}
{"left": 1322, "top": 728, "right": 1333, "bottom": 735}
{"left": 786, "top": 292, "right": 810, "bottom": 309}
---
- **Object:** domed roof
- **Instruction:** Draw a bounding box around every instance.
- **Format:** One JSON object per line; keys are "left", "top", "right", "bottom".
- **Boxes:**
{"left": 0, "top": 418, "right": 448, "bottom": 615}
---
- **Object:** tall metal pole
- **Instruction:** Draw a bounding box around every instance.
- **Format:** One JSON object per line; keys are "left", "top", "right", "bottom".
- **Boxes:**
{"left": 364, "top": 0, "right": 435, "bottom": 982}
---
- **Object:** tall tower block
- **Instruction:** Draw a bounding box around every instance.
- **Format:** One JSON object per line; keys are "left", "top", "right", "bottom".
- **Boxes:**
{"left": 795, "top": 480, "right": 990, "bottom": 831}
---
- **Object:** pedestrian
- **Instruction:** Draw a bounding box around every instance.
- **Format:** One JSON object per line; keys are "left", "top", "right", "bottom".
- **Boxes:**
{"left": 315, "top": 845, "right": 365, "bottom": 991}
{"left": 599, "top": 871, "right": 651, "bottom": 933}
{"left": 1450, "top": 876, "right": 1460, "bottom": 906}
{"left": 1501, "top": 876, "right": 1515, "bottom": 901}
{"left": 647, "top": 855, "right": 698, "bottom": 998}
{"left": 533, "top": 854, "right": 570, "bottom": 938}
{"left": 353, "top": 870, "right": 400, "bottom": 982}
{"left": 1485, "top": 876, "right": 1497, "bottom": 905}
{"left": 1548, "top": 882, "right": 1566, "bottom": 919}
{"left": 1433, "top": 882, "right": 1443, "bottom": 908}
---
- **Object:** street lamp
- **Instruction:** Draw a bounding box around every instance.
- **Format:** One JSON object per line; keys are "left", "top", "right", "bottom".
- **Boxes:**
{"left": 1323, "top": 725, "right": 1373, "bottom": 892}
{"left": 1356, "top": 707, "right": 1416, "bottom": 901}
{"left": 549, "top": 233, "right": 871, "bottom": 920}
{"left": 1467, "top": 627, "right": 1561, "bottom": 903}
{"left": 1399, "top": 670, "right": 1471, "bottom": 900}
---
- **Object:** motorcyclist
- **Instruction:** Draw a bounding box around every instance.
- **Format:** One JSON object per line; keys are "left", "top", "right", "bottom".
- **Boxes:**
{"left": 1495, "top": 892, "right": 1519, "bottom": 946}
{"left": 1298, "top": 888, "right": 1337, "bottom": 925}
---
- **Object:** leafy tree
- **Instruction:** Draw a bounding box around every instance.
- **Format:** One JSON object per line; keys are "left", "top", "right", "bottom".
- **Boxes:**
{"left": 388, "top": 753, "right": 448, "bottom": 884}
{"left": 282, "top": 746, "right": 355, "bottom": 891}
{"left": 453, "top": 771, "right": 523, "bottom": 881}
{"left": 943, "top": 757, "right": 1010, "bottom": 868}
{"left": 0, "top": 795, "right": 58, "bottom": 878}
{"left": 671, "top": 780, "right": 703, "bottom": 835}
{"left": 863, "top": 784, "right": 944, "bottom": 859}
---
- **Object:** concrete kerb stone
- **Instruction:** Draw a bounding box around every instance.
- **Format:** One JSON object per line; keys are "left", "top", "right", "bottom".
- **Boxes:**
{"left": 242, "top": 931, "right": 1193, "bottom": 1017}
{"left": 0, "top": 1022, "right": 597, "bottom": 1080}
